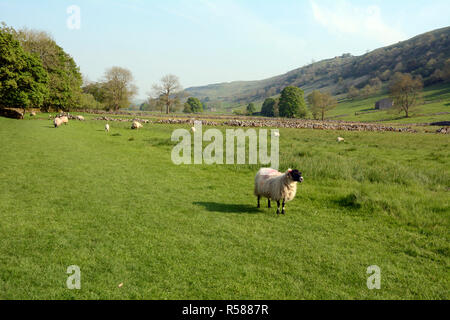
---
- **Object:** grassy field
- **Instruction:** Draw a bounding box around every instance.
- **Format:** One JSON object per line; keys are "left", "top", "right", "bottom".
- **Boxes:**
{"left": 328, "top": 83, "right": 450, "bottom": 124}
{"left": 0, "top": 116, "right": 448, "bottom": 300}
{"left": 230, "top": 83, "right": 450, "bottom": 125}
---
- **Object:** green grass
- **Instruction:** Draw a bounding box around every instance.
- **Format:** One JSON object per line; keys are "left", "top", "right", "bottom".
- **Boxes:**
{"left": 329, "top": 83, "right": 450, "bottom": 124}
{"left": 0, "top": 117, "right": 449, "bottom": 299}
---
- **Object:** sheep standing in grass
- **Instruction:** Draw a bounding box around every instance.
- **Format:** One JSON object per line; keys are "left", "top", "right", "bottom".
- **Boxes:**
{"left": 131, "top": 121, "right": 143, "bottom": 130}
{"left": 254, "top": 168, "right": 303, "bottom": 215}
{"left": 54, "top": 117, "right": 63, "bottom": 128}
{"left": 337, "top": 137, "right": 345, "bottom": 142}
{"left": 105, "top": 123, "right": 110, "bottom": 133}
{"left": 76, "top": 115, "right": 85, "bottom": 121}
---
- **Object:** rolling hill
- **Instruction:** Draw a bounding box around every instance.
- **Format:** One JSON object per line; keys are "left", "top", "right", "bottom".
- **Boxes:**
{"left": 185, "top": 26, "right": 450, "bottom": 107}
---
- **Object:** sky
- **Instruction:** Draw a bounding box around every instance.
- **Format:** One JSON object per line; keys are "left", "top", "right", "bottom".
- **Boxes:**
{"left": 1, "top": 0, "right": 449, "bottom": 100}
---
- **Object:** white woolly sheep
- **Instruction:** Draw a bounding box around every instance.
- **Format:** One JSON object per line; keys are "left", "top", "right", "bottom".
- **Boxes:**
{"left": 254, "top": 168, "right": 303, "bottom": 215}
{"left": 105, "top": 123, "right": 110, "bottom": 132}
{"left": 30, "top": 111, "right": 37, "bottom": 117}
{"left": 60, "top": 116, "right": 69, "bottom": 125}
{"left": 76, "top": 115, "right": 85, "bottom": 121}
{"left": 54, "top": 117, "right": 63, "bottom": 128}
{"left": 191, "top": 126, "right": 196, "bottom": 133}
{"left": 131, "top": 121, "right": 143, "bottom": 130}
{"left": 337, "top": 137, "right": 345, "bottom": 142}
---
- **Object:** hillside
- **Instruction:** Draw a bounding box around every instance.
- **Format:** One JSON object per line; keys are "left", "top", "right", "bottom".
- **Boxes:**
{"left": 185, "top": 26, "right": 450, "bottom": 106}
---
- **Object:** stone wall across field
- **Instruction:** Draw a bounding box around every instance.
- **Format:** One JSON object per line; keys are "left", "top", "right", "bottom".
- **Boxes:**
{"left": 45, "top": 111, "right": 449, "bottom": 134}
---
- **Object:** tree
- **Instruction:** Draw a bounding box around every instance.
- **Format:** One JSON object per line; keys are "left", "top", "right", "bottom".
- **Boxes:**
{"left": 307, "top": 90, "right": 337, "bottom": 121}
{"left": 184, "top": 97, "right": 203, "bottom": 113}
{"left": 0, "top": 27, "right": 48, "bottom": 115}
{"left": 246, "top": 103, "right": 256, "bottom": 115}
{"left": 103, "top": 67, "right": 137, "bottom": 111}
{"left": 261, "top": 98, "right": 276, "bottom": 117}
{"left": 389, "top": 73, "right": 423, "bottom": 118}
{"left": 151, "top": 74, "right": 182, "bottom": 114}
{"left": 13, "top": 28, "right": 83, "bottom": 112}
{"left": 443, "top": 59, "right": 450, "bottom": 82}
{"left": 362, "top": 84, "right": 373, "bottom": 98}
{"left": 347, "top": 86, "right": 359, "bottom": 100}
{"left": 82, "top": 81, "right": 107, "bottom": 107}
{"left": 369, "top": 77, "right": 382, "bottom": 92}
{"left": 278, "top": 86, "right": 307, "bottom": 118}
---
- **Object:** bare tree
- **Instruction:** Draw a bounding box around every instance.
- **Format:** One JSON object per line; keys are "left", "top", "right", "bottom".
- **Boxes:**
{"left": 151, "top": 74, "right": 182, "bottom": 114}
{"left": 104, "top": 67, "right": 137, "bottom": 111}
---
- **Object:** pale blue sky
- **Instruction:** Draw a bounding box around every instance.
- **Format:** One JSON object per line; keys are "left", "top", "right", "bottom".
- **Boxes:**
{"left": 1, "top": 0, "right": 449, "bottom": 99}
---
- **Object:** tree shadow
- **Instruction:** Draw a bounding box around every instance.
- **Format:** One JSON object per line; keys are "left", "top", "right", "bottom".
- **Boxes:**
{"left": 193, "top": 201, "right": 261, "bottom": 214}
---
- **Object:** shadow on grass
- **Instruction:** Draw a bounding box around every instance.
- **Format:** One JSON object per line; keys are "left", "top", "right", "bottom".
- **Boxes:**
{"left": 193, "top": 201, "right": 260, "bottom": 214}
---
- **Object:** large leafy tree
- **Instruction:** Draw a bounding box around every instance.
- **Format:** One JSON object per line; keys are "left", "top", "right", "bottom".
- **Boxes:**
{"left": 103, "top": 67, "right": 137, "bottom": 111}
{"left": 278, "top": 86, "right": 307, "bottom": 118}
{"left": 0, "top": 27, "right": 48, "bottom": 115}
{"left": 82, "top": 81, "right": 108, "bottom": 107}
{"left": 246, "top": 102, "right": 256, "bottom": 115}
{"left": 261, "top": 98, "right": 277, "bottom": 117}
{"left": 183, "top": 97, "right": 203, "bottom": 113}
{"left": 13, "top": 28, "right": 82, "bottom": 111}
{"left": 389, "top": 72, "right": 423, "bottom": 118}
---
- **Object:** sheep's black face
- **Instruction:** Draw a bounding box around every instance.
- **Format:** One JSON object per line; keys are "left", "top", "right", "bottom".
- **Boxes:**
{"left": 289, "top": 170, "right": 303, "bottom": 183}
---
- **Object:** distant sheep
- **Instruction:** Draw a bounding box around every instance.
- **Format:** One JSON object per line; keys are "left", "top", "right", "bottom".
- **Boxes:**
{"left": 76, "top": 115, "right": 85, "bottom": 121}
{"left": 131, "top": 121, "right": 143, "bottom": 130}
{"left": 191, "top": 126, "right": 196, "bottom": 133}
{"left": 30, "top": 111, "right": 37, "bottom": 117}
{"left": 54, "top": 117, "right": 63, "bottom": 128}
{"left": 273, "top": 131, "right": 280, "bottom": 137}
{"left": 105, "top": 123, "right": 110, "bottom": 132}
{"left": 60, "top": 116, "right": 69, "bottom": 125}
{"left": 337, "top": 137, "right": 345, "bottom": 142}
{"left": 254, "top": 168, "right": 303, "bottom": 215}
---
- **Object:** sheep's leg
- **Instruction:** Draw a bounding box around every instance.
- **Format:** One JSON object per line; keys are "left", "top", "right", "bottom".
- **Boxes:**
{"left": 257, "top": 196, "right": 260, "bottom": 208}
{"left": 282, "top": 199, "right": 286, "bottom": 215}
{"left": 276, "top": 201, "right": 280, "bottom": 215}
{"left": 268, "top": 199, "right": 271, "bottom": 208}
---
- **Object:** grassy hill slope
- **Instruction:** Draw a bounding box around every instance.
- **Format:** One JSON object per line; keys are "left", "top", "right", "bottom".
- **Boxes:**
{"left": 185, "top": 27, "right": 450, "bottom": 106}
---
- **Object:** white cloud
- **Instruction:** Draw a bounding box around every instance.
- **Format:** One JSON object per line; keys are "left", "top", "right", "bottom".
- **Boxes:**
{"left": 310, "top": 0, "right": 406, "bottom": 45}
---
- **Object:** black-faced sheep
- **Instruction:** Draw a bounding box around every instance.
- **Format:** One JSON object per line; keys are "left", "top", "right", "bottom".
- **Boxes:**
{"left": 54, "top": 117, "right": 63, "bottom": 128}
{"left": 254, "top": 168, "right": 303, "bottom": 215}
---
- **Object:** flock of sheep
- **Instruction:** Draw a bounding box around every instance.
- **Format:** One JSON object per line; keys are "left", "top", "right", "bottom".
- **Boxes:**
{"left": 49, "top": 113, "right": 350, "bottom": 216}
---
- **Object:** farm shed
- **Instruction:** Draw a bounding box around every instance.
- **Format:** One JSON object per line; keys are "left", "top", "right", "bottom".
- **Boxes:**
{"left": 375, "top": 98, "right": 394, "bottom": 110}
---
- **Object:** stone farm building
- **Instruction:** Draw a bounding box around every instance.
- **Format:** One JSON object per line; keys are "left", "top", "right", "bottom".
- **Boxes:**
{"left": 375, "top": 98, "right": 394, "bottom": 110}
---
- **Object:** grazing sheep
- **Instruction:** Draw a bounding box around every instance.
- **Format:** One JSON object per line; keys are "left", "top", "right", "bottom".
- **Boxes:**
{"left": 191, "top": 126, "right": 196, "bottom": 133}
{"left": 54, "top": 117, "right": 63, "bottom": 128}
{"left": 337, "top": 137, "right": 345, "bottom": 142}
{"left": 76, "top": 115, "right": 85, "bottom": 121}
{"left": 254, "top": 168, "right": 303, "bottom": 215}
{"left": 131, "top": 121, "right": 143, "bottom": 130}
{"left": 30, "top": 111, "right": 37, "bottom": 117}
{"left": 60, "top": 116, "right": 69, "bottom": 125}
{"left": 105, "top": 123, "right": 110, "bottom": 132}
